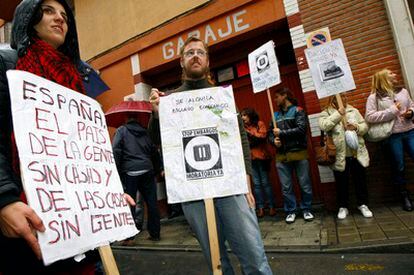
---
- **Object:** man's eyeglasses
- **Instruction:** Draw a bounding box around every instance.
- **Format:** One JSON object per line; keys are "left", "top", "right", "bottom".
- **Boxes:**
{"left": 41, "top": 5, "right": 68, "bottom": 24}
{"left": 183, "top": 49, "right": 207, "bottom": 58}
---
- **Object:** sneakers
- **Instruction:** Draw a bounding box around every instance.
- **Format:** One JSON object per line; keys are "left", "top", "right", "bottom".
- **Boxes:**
{"left": 337, "top": 207, "right": 349, "bottom": 219}
{"left": 303, "top": 211, "right": 314, "bottom": 222}
{"left": 358, "top": 205, "right": 373, "bottom": 218}
{"left": 285, "top": 213, "right": 296, "bottom": 224}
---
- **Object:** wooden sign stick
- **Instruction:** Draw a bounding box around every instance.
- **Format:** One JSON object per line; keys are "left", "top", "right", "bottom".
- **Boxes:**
{"left": 98, "top": 245, "right": 120, "bottom": 275}
{"left": 204, "top": 198, "right": 222, "bottom": 275}
{"left": 335, "top": 93, "right": 347, "bottom": 126}
{"left": 266, "top": 88, "right": 277, "bottom": 128}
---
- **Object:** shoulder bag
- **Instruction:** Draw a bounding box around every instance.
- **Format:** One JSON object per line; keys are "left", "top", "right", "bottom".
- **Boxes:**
{"left": 315, "top": 130, "right": 336, "bottom": 166}
{"left": 365, "top": 96, "right": 395, "bottom": 142}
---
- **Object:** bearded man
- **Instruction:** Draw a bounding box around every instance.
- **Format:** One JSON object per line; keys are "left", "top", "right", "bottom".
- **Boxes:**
{"left": 148, "top": 36, "right": 272, "bottom": 275}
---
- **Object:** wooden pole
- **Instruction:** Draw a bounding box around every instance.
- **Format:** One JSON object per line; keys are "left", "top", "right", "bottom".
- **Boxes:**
{"left": 204, "top": 198, "right": 222, "bottom": 275}
{"left": 335, "top": 93, "right": 347, "bottom": 126}
{"left": 266, "top": 88, "right": 277, "bottom": 128}
{"left": 98, "top": 245, "right": 120, "bottom": 275}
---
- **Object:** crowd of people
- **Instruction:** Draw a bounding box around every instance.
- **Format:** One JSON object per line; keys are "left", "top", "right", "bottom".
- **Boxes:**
{"left": 0, "top": 0, "right": 413, "bottom": 274}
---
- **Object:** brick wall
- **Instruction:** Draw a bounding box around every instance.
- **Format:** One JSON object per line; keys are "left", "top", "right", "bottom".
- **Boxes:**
{"left": 298, "top": 0, "right": 413, "bottom": 205}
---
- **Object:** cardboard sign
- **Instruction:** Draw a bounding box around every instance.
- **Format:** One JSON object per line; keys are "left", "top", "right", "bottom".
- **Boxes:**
{"left": 159, "top": 86, "right": 248, "bottom": 203}
{"left": 248, "top": 40, "right": 281, "bottom": 93}
{"left": 304, "top": 39, "right": 356, "bottom": 99}
{"left": 7, "top": 71, "right": 138, "bottom": 265}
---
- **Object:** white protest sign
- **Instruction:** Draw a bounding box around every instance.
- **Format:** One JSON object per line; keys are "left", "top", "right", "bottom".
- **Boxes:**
{"left": 248, "top": 40, "right": 281, "bottom": 93}
{"left": 305, "top": 39, "right": 356, "bottom": 99}
{"left": 7, "top": 70, "right": 138, "bottom": 265}
{"left": 159, "top": 86, "right": 248, "bottom": 203}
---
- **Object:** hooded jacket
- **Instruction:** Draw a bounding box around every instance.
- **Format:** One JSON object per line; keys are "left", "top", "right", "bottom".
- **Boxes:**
{"left": 0, "top": 0, "right": 92, "bottom": 209}
{"left": 112, "top": 121, "right": 161, "bottom": 175}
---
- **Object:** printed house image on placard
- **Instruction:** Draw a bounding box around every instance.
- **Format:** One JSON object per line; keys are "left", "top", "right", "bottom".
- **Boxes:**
{"left": 182, "top": 127, "right": 224, "bottom": 180}
{"left": 319, "top": 60, "right": 344, "bottom": 81}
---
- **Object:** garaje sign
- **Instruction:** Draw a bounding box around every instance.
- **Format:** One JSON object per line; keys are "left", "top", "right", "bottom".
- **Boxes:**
{"left": 7, "top": 70, "right": 138, "bottom": 265}
{"left": 159, "top": 86, "right": 248, "bottom": 203}
{"left": 161, "top": 9, "right": 251, "bottom": 60}
{"left": 138, "top": 0, "right": 286, "bottom": 72}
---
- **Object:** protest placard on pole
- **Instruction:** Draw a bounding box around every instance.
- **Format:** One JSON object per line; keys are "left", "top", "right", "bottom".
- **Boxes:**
{"left": 304, "top": 38, "right": 356, "bottom": 99}
{"left": 159, "top": 85, "right": 248, "bottom": 203}
{"left": 7, "top": 70, "right": 138, "bottom": 266}
{"left": 305, "top": 38, "right": 356, "bottom": 126}
{"left": 159, "top": 86, "right": 248, "bottom": 274}
{"left": 248, "top": 40, "right": 281, "bottom": 128}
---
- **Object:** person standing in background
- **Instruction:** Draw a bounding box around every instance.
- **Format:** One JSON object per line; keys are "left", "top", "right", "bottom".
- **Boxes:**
{"left": 365, "top": 69, "right": 414, "bottom": 211}
{"left": 320, "top": 94, "right": 373, "bottom": 220}
{"left": 113, "top": 115, "right": 161, "bottom": 242}
{"left": 241, "top": 107, "right": 276, "bottom": 218}
{"left": 268, "top": 87, "right": 314, "bottom": 224}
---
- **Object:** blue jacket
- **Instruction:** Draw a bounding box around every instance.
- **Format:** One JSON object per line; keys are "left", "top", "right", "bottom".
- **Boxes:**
{"left": 268, "top": 104, "right": 309, "bottom": 154}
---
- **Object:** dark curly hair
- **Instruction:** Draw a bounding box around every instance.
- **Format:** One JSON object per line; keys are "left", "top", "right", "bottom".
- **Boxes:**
{"left": 241, "top": 107, "right": 259, "bottom": 126}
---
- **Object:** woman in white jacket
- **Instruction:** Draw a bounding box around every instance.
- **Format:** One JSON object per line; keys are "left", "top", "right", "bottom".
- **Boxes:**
{"left": 319, "top": 94, "right": 373, "bottom": 219}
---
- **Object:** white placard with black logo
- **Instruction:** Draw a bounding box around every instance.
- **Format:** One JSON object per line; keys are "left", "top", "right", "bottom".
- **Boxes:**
{"left": 304, "top": 38, "right": 356, "bottom": 99}
{"left": 159, "top": 86, "right": 248, "bottom": 203}
{"left": 248, "top": 40, "right": 281, "bottom": 93}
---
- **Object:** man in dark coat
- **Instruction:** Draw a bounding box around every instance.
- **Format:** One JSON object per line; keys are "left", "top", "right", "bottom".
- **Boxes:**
{"left": 113, "top": 116, "right": 161, "bottom": 241}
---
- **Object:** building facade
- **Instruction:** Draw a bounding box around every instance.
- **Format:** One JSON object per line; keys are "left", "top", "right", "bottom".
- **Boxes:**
{"left": 75, "top": 0, "right": 414, "bottom": 211}
{"left": 3, "top": 0, "right": 414, "bottom": 211}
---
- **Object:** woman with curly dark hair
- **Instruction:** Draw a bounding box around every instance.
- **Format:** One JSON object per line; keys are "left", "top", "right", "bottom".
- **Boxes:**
{"left": 241, "top": 108, "right": 276, "bottom": 217}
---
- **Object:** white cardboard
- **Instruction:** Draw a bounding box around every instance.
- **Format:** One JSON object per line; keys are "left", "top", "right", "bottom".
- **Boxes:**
{"left": 7, "top": 70, "right": 138, "bottom": 265}
{"left": 305, "top": 39, "right": 356, "bottom": 99}
{"left": 248, "top": 40, "right": 281, "bottom": 93}
{"left": 159, "top": 86, "right": 248, "bottom": 203}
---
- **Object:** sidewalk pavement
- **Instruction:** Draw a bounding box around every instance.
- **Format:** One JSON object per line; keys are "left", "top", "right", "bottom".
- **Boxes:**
{"left": 113, "top": 204, "right": 414, "bottom": 253}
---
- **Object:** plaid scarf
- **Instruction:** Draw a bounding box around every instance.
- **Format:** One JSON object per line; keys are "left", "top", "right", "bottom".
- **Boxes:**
{"left": 16, "top": 37, "right": 85, "bottom": 93}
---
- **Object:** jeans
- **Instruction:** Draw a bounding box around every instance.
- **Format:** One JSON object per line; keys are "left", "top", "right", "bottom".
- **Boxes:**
{"left": 388, "top": 129, "right": 414, "bottom": 185}
{"left": 182, "top": 195, "right": 272, "bottom": 275}
{"left": 252, "top": 159, "right": 275, "bottom": 209}
{"left": 124, "top": 171, "right": 160, "bottom": 238}
{"left": 276, "top": 159, "right": 313, "bottom": 214}
{"left": 333, "top": 157, "right": 368, "bottom": 208}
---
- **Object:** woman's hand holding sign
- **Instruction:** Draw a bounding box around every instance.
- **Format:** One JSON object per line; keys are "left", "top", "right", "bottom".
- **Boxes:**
{"left": 0, "top": 201, "right": 45, "bottom": 259}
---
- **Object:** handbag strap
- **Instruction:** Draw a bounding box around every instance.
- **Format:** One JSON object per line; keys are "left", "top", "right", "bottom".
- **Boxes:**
{"left": 320, "top": 130, "right": 325, "bottom": 146}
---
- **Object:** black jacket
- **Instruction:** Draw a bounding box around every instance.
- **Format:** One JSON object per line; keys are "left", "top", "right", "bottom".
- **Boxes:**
{"left": 0, "top": 49, "right": 20, "bottom": 209}
{"left": 268, "top": 104, "right": 308, "bottom": 154}
{"left": 113, "top": 121, "right": 160, "bottom": 175}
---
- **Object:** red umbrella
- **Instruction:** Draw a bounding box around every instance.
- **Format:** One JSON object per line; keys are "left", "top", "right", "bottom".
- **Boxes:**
{"left": 105, "top": 100, "right": 152, "bottom": 128}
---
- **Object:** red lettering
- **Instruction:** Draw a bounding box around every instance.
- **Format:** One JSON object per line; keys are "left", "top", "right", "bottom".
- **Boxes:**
{"left": 22, "top": 80, "right": 36, "bottom": 100}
